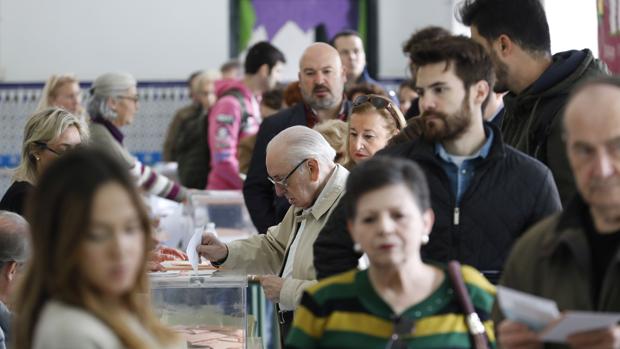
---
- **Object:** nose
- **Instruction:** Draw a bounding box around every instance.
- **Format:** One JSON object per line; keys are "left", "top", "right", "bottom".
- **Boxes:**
{"left": 593, "top": 150, "right": 616, "bottom": 178}
{"left": 314, "top": 71, "right": 326, "bottom": 85}
{"left": 377, "top": 213, "right": 396, "bottom": 235}
{"left": 274, "top": 184, "right": 286, "bottom": 197}
{"left": 353, "top": 137, "right": 364, "bottom": 151}
{"left": 419, "top": 95, "right": 436, "bottom": 113}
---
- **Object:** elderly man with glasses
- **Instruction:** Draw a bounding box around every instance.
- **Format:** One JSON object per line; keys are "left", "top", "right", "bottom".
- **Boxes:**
{"left": 197, "top": 125, "right": 348, "bottom": 342}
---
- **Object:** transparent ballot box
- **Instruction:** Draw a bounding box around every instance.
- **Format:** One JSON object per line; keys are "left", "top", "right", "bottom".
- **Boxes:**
{"left": 189, "top": 190, "right": 257, "bottom": 243}
{"left": 150, "top": 271, "right": 248, "bottom": 349}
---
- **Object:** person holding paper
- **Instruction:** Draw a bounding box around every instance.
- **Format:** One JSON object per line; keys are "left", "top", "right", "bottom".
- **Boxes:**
{"left": 197, "top": 126, "right": 348, "bottom": 344}
{"left": 494, "top": 77, "right": 620, "bottom": 349}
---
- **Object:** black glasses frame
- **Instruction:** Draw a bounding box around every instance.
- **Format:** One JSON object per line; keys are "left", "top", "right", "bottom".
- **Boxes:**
{"left": 33, "top": 141, "right": 62, "bottom": 156}
{"left": 267, "top": 158, "right": 308, "bottom": 188}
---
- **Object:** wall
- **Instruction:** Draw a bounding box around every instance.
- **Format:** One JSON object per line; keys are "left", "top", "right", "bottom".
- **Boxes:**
{"left": 545, "top": 0, "right": 599, "bottom": 56}
{"left": 378, "top": 0, "right": 458, "bottom": 79}
{"left": 0, "top": 0, "right": 600, "bottom": 82}
{"left": 0, "top": 0, "right": 229, "bottom": 81}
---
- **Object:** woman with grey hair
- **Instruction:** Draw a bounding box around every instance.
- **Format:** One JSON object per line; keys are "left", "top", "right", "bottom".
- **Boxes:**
{"left": 87, "top": 72, "right": 187, "bottom": 202}
{"left": 0, "top": 108, "right": 88, "bottom": 215}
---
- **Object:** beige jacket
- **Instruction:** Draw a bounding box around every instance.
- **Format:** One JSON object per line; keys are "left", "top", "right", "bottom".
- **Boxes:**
{"left": 222, "top": 164, "right": 348, "bottom": 310}
{"left": 33, "top": 300, "right": 184, "bottom": 349}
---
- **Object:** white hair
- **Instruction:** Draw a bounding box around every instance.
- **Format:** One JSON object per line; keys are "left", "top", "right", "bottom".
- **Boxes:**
{"left": 267, "top": 125, "right": 337, "bottom": 167}
{"left": 87, "top": 72, "right": 136, "bottom": 121}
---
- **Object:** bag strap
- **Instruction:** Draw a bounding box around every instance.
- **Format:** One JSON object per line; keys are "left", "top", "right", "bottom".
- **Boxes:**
{"left": 447, "top": 261, "right": 490, "bottom": 349}
{"left": 220, "top": 88, "right": 251, "bottom": 127}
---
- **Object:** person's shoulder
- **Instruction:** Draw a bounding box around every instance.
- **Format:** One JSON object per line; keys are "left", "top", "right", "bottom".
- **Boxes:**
{"left": 377, "top": 139, "right": 418, "bottom": 158}
{"left": 460, "top": 265, "right": 496, "bottom": 296}
{"left": 33, "top": 301, "right": 121, "bottom": 349}
{"left": 502, "top": 144, "right": 552, "bottom": 174}
{"left": 264, "top": 103, "right": 305, "bottom": 126}
{"left": 456, "top": 265, "right": 496, "bottom": 313}
{"left": 305, "top": 269, "right": 359, "bottom": 301}
{"left": 515, "top": 213, "right": 562, "bottom": 250}
{"left": 4, "top": 181, "right": 32, "bottom": 197}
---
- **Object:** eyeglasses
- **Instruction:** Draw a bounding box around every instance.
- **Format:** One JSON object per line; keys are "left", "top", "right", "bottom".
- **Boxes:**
{"left": 267, "top": 158, "right": 308, "bottom": 188}
{"left": 353, "top": 95, "right": 404, "bottom": 129}
{"left": 384, "top": 316, "right": 415, "bottom": 349}
{"left": 117, "top": 95, "right": 139, "bottom": 103}
{"left": 34, "top": 141, "right": 63, "bottom": 156}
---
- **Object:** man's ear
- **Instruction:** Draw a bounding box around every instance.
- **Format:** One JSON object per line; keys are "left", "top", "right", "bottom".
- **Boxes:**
{"left": 2, "top": 262, "right": 17, "bottom": 282}
{"left": 471, "top": 80, "right": 490, "bottom": 106}
{"left": 307, "top": 158, "right": 320, "bottom": 182}
{"left": 497, "top": 34, "right": 514, "bottom": 58}
{"left": 258, "top": 63, "right": 270, "bottom": 78}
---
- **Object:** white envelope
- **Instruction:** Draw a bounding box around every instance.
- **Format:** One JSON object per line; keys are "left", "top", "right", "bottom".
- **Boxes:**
{"left": 185, "top": 227, "right": 204, "bottom": 273}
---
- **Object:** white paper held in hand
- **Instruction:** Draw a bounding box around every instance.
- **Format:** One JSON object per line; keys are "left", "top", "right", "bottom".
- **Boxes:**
{"left": 497, "top": 286, "right": 560, "bottom": 331}
{"left": 186, "top": 224, "right": 204, "bottom": 273}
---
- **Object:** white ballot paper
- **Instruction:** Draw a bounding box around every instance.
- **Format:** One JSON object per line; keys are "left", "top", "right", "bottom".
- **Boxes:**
{"left": 497, "top": 286, "right": 620, "bottom": 343}
{"left": 185, "top": 227, "right": 204, "bottom": 273}
{"left": 541, "top": 311, "right": 620, "bottom": 343}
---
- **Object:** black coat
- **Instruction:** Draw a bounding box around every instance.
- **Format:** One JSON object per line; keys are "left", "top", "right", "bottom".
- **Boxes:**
{"left": 314, "top": 124, "right": 562, "bottom": 282}
{"left": 243, "top": 103, "right": 308, "bottom": 234}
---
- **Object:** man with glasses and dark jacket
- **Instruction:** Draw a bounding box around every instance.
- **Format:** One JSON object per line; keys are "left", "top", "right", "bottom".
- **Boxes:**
{"left": 314, "top": 36, "right": 562, "bottom": 284}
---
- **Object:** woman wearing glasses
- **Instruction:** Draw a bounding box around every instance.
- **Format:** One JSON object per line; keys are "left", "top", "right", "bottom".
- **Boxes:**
{"left": 347, "top": 94, "right": 406, "bottom": 166}
{"left": 0, "top": 108, "right": 88, "bottom": 215}
{"left": 35, "top": 74, "right": 87, "bottom": 120}
{"left": 87, "top": 73, "right": 187, "bottom": 203}
{"left": 286, "top": 157, "right": 496, "bottom": 349}
{"left": 13, "top": 148, "right": 184, "bottom": 349}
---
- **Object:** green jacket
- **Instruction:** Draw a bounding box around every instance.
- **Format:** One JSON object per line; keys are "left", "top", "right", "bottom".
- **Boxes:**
{"left": 494, "top": 196, "right": 620, "bottom": 349}
{"left": 501, "top": 49, "right": 608, "bottom": 206}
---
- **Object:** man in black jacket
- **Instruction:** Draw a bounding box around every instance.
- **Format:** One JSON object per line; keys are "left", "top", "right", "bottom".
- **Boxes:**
{"left": 458, "top": 0, "right": 608, "bottom": 207}
{"left": 314, "top": 36, "right": 562, "bottom": 283}
{"left": 244, "top": 42, "right": 351, "bottom": 234}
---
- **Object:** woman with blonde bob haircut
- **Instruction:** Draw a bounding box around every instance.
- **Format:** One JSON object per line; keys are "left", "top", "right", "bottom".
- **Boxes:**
{"left": 347, "top": 94, "right": 406, "bottom": 166}
{"left": 13, "top": 148, "right": 183, "bottom": 349}
{"left": 0, "top": 108, "right": 88, "bottom": 215}
{"left": 36, "top": 74, "right": 86, "bottom": 119}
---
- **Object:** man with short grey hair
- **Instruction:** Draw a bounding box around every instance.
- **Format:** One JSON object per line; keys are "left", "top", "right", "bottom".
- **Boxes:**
{"left": 0, "top": 211, "right": 29, "bottom": 349}
{"left": 244, "top": 43, "right": 351, "bottom": 234}
{"left": 198, "top": 126, "right": 348, "bottom": 341}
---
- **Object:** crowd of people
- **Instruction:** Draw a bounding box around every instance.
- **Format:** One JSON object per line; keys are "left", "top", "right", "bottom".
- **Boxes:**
{"left": 0, "top": 0, "right": 617, "bottom": 348}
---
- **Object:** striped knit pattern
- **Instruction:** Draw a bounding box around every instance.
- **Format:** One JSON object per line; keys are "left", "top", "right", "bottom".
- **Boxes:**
{"left": 130, "top": 159, "right": 186, "bottom": 202}
{"left": 286, "top": 265, "right": 496, "bottom": 349}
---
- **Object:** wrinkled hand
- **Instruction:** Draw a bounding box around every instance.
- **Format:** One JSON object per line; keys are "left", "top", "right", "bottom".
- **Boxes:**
{"left": 567, "top": 325, "right": 620, "bottom": 349}
{"left": 498, "top": 320, "right": 543, "bottom": 349}
{"left": 258, "top": 275, "right": 285, "bottom": 303}
{"left": 196, "top": 232, "right": 228, "bottom": 262}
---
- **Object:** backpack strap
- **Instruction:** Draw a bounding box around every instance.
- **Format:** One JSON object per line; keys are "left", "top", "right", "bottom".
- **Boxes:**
{"left": 447, "top": 261, "right": 490, "bottom": 349}
{"left": 220, "top": 88, "right": 251, "bottom": 130}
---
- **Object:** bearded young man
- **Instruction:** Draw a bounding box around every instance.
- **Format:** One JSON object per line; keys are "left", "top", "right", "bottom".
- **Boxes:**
{"left": 313, "top": 36, "right": 561, "bottom": 283}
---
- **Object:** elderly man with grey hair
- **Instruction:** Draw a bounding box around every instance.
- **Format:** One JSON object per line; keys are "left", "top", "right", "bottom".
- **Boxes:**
{"left": 0, "top": 211, "right": 29, "bottom": 349}
{"left": 87, "top": 72, "right": 187, "bottom": 202}
{"left": 198, "top": 125, "right": 348, "bottom": 340}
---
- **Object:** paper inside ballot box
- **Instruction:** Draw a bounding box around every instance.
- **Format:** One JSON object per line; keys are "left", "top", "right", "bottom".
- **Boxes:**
{"left": 497, "top": 286, "right": 620, "bottom": 343}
